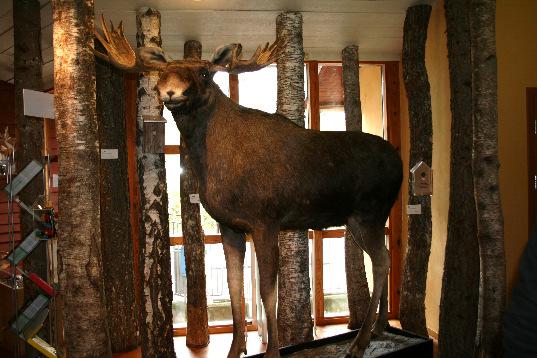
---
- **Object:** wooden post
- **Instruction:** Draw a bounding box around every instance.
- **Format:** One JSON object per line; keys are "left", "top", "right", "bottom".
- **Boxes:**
{"left": 439, "top": 1, "right": 480, "bottom": 356}
{"left": 399, "top": 4, "right": 432, "bottom": 337}
{"left": 181, "top": 39, "right": 209, "bottom": 348}
{"left": 341, "top": 45, "right": 371, "bottom": 329}
{"left": 470, "top": 1, "right": 505, "bottom": 356}
{"left": 95, "top": 45, "right": 139, "bottom": 353}
{"left": 52, "top": 0, "right": 111, "bottom": 356}
{"left": 276, "top": 11, "right": 314, "bottom": 347}
{"left": 136, "top": 7, "right": 175, "bottom": 358}
{"left": 13, "top": 1, "right": 47, "bottom": 332}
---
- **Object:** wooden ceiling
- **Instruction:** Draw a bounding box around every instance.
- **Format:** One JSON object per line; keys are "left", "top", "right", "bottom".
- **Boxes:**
{"left": 0, "top": 0, "right": 432, "bottom": 88}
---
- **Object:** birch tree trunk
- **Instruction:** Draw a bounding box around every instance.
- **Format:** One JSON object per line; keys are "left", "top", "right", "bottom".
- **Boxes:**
{"left": 399, "top": 4, "right": 432, "bottom": 337}
{"left": 96, "top": 49, "right": 139, "bottom": 353}
{"left": 181, "top": 39, "right": 209, "bottom": 348}
{"left": 13, "top": 0, "right": 46, "bottom": 314}
{"left": 136, "top": 7, "right": 175, "bottom": 358}
{"left": 341, "top": 45, "right": 371, "bottom": 329}
{"left": 439, "top": 1, "right": 480, "bottom": 356}
{"left": 470, "top": 1, "right": 506, "bottom": 356}
{"left": 52, "top": 0, "right": 111, "bottom": 356}
{"left": 276, "top": 11, "right": 313, "bottom": 346}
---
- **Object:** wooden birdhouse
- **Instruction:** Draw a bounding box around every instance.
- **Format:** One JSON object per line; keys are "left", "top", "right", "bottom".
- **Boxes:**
{"left": 142, "top": 115, "right": 166, "bottom": 153}
{"left": 410, "top": 161, "right": 433, "bottom": 196}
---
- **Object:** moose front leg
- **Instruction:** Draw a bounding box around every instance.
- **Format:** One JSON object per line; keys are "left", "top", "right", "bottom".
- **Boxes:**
{"left": 252, "top": 225, "right": 280, "bottom": 358}
{"left": 221, "top": 225, "right": 247, "bottom": 358}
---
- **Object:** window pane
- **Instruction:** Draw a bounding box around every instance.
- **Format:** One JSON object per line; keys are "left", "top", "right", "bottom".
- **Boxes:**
{"left": 360, "top": 64, "right": 385, "bottom": 138}
{"left": 164, "top": 107, "right": 180, "bottom": 145}
{"left": 214, "top": 72, "right": 230, "bottom": 97}
{"left": 171, "top": 243, "right": 254, "bottom": 327}
{"left": 165, "top": 154, "right": 220, "bottom": 236}
{"left": 320, "top": 107, "right": 346, "bottom": 131}
{"left": 239, "top": 65, "right": 277, "bottom": 112}
{"left": 323, "top": 237, "right": 349, "bottom": 317}
{"left": 318, "top": 63, "right": 385, "bottom": 138}
{"left": 166, "top": 155, "right": 182, "bottom": 236}
{"left": 206, "top": 243, "right": 253, "bottom": 325}
{"left": 171, "top": 246, "right": 187, "bottom": 327}
{"left": 319, "top": 64, "right": 345, "bottom": 132}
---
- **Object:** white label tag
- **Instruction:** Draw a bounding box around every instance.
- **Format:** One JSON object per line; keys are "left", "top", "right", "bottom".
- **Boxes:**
{"left": 189, "top": 194, "right": 200, "bottom": 204}
{"left": 52, "top": 174, "right": 59, "bottom": 188}
{"left": 100, "top": 149, "right": 118, "bottom": 160}
{"left": 407, "top": 204, "right": 422, "bottom": 215}
{"left": 23, "top": 89, "right": 55, "bottom": 119}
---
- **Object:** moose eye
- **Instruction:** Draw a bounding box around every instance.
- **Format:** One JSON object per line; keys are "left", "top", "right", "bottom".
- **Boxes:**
{"left": 183, "top": 86, "right": 193, "bottom": 97}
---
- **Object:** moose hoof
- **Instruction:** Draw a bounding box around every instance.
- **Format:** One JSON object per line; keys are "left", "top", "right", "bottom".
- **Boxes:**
{"left": 345, "top": 347, "right": 365, "bottom": 358}
{"left": 227, "top": 344, "right": 247, "bottom": 358}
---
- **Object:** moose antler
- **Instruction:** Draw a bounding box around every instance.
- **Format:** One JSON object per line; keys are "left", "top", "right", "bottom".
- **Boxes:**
{"left": 210, "top": 38, "right": 286, "bottom": 74}
{"left": 95, "top": 14, "right": 284, "bottom": 74}
{"left": 94, "top": 15, "right": 168, "bottom": 72}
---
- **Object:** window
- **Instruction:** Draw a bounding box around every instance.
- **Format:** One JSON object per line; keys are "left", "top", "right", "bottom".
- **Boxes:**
{"left": 165, "top": 61, "right": 401, "bottom": 334}
{"left": 307, "top": 62, "right": 400, "bottom": 324}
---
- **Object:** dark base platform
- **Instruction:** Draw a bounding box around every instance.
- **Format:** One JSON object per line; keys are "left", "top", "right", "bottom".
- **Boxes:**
{"left": 246, "top": 326, "right": 433, "bottom": 358}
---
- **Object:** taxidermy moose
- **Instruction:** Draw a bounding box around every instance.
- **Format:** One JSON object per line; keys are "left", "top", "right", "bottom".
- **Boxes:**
{"left": 96, "top": 18, "right": 402, "bottom": 358}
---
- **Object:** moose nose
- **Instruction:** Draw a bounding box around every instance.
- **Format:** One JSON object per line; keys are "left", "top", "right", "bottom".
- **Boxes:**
{"left": 166, "top": 90, "right": 175, "bottom": 99}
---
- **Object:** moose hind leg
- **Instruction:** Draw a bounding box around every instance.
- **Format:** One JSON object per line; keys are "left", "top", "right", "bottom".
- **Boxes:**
{"left": 346, "top": 216, "right": 390, "bottom": 358}
{"left": 221, "top": 225, "right": 247, "bottom": 358}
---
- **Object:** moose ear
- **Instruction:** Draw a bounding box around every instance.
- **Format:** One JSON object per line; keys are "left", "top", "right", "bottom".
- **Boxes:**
{"left": 210, "top": 43, "right": 241, "bottom": 66}
{"left": 137, "top": 47, "right": 171, "bottom": 69}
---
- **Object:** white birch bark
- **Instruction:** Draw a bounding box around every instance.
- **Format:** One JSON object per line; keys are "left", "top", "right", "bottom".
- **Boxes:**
{"left": 136, "top": 7, "right": 175, "bottom": 358}
{"left": 276, "top": 11, "right": 313, "bottom": 347}
{"left": 52, "top": 0, "right": 111, "bottom": 356}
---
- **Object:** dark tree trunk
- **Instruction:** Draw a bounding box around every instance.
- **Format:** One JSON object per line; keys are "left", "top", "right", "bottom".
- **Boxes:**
{"left": 341, "top": 45, "right": 370, "bottom": 329}
{"left": 13, "top": 0, "right": 46, "bottom": 313}
{"left": 136, "top": 7, "right": 175, "bottom": 358}
{"left": 399, "top": 4, "right": 432, "bottom": 338}
{"left": 276, "top": 11, "right": 313, "bottom": 347}
{"left": 181, "top": 39, "right": 210, "bottom": 348}
{"left": 52, "top": 0, "right": 111, "bottom": 356}
{"left": 96, "top": 50, "right": 139, "bottom": 353}
{"left": 470, "top": 1, "right": 506, "bottom": 356}
{"left": 439, "top": 1, "right": 480, "bottom": 357}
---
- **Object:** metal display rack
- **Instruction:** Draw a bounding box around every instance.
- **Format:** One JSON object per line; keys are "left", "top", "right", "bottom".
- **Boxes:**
{"left": 1, "top": 135, "right": 58, "bottom": 358}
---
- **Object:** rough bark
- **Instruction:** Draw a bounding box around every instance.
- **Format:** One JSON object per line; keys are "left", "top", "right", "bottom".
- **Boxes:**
{"left": 399, "top": 4, "right": 432, "bottom": 338}
{"left": 13, "top": 0, "right": 47, "bottom": 327}
{"left": 96, "top": 48, "right": 139, "bottom": 353}
{"left": 136, "top": 8, "right": 175, "bottom": 358}
{"left": 341, "top": 45, "right": 371, "bottom": 329}
{"left": 439, "top": 1, "right": 480, "bottom": 357}
{"left": 276, "top": 11, "right": 313, "bottom": 347}
{"left": 470, "top": 1, "right": 506, "bottom": 356}
{"left": 52, "top": 0, "right": 111, "bottom": 356}
{"left": 181, "top": 39, "right": 209, "bottom": 348}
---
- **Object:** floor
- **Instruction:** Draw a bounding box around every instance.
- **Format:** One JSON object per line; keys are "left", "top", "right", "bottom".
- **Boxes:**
{"left": 113, "top": 320, "right": 439, "bottom": 358}
{"left": 173, "top": 324, "right": 354, "bottom": 358}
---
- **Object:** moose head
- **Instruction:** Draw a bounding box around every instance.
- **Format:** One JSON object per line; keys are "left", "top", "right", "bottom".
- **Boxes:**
{"left": 94, "top": 15, "right": 284, "bottom": 113}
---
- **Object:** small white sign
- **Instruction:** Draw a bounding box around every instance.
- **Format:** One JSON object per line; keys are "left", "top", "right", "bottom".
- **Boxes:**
{"left": 407, "top": 204, "right": 422, "bottom": 215}
{"left": 52, "top": 174, "right": 59, "bottom": 188}
{"left": 189, "top": 193, "right": 200, "bottom": 204}
{"left": 100, "top": 149, "right": 118, "bottom": 160}
{"left": 23, "top": 89, "right": 55, "bottom": 119}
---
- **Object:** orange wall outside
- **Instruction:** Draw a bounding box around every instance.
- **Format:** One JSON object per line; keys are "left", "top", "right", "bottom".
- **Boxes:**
{"left": 400, "top": 0, "right": 537, "bottom": 334}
